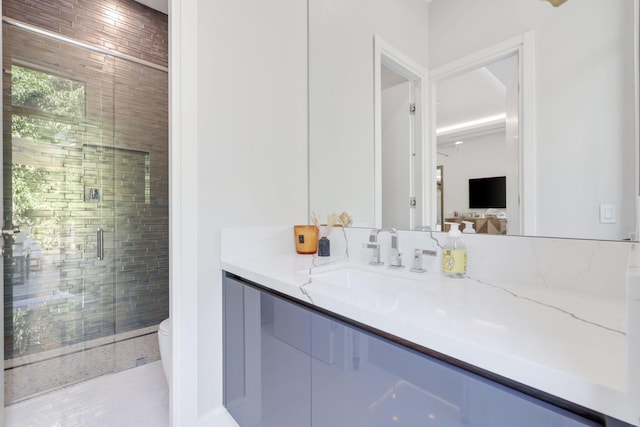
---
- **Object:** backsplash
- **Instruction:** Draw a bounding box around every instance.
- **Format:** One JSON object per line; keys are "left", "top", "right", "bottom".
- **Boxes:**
{"left": 221, "top": 226, "right": 634, "bottom": 297}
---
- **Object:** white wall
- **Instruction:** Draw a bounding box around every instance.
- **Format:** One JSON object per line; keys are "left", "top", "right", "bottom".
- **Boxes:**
{"left": 430, "top": 0, "right": 636, "bottom": 240}
{"left": 171, "top": 0, "right": 308, "bottom": 424}
{"left": 438, "top": 131, "right": 514, "bottom": 225}
{"left": 308, "top": 0, "right": 430, "bottom": 227}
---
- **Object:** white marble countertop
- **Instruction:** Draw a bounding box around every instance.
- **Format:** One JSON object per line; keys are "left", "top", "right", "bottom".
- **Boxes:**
{"left": 220, "top": 227, "right": 640, "bottom": 426}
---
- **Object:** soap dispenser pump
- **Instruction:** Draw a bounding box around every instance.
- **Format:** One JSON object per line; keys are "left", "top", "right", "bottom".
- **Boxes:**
{"left": 442, "top": 222, "right": 467, "bottom": 278}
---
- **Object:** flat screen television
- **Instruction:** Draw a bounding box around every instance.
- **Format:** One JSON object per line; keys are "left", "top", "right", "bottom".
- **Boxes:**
{"left": 469, "top": 176, "right": 506, "bottom": 209}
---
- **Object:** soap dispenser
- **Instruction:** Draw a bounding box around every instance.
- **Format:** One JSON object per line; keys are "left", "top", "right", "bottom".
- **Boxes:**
{"left": 442, "top": 222, "right": 467, "bottom": 278}
{"left": 462, "top": 221, "right": 476, "bottom": 234}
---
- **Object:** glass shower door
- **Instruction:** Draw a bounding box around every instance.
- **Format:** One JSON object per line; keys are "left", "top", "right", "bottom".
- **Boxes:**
{"left": 2, "top": 23, "right": 117, "bottom": 404}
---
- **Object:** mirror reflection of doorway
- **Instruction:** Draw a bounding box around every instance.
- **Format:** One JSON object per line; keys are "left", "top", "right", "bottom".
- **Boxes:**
{"left": 375, "top": 36, "right": 428, "bottom": 231}
{"left": 381, "top": 64, "right": 417, "bottom": 230}
{"left": 435, "top": 52, "right": 519, "bottom": 234}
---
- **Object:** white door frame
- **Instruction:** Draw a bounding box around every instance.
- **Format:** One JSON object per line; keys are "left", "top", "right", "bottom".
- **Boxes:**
{"left": 430, "top": 31, "right": 536, "bottom": 235}
{"left": 374, "top": 34, "right": 430, "bottom": 229}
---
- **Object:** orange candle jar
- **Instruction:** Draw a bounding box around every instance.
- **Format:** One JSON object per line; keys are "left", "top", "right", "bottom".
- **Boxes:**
{"left": 293, "top": 225, "right": 319, "bottom": 254}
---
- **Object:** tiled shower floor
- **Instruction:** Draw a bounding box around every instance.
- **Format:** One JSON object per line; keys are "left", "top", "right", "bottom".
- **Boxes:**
{"left": 4, "top": 361, "right": 169, "bottom": 427}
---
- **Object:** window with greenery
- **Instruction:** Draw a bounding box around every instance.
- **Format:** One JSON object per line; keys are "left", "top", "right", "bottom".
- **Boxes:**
{"left": 11, "top": 65, "right": 85, "bottom": 142}
{"left": 8, "top": 66, "right": 83, "bottom": 233}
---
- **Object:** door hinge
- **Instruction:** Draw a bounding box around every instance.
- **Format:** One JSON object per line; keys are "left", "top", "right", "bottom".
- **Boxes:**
{"left": 409, "top": 103, "right": 416, "bottom": 115}
{"left": 409, "top": 197, "right": 417, "bottom": 208}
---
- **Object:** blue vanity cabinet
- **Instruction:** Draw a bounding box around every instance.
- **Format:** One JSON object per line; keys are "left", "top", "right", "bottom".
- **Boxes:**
{"left": 310, "top": 318, "right": 601, "bottom": 427}
{"left": 223, "top": 274, "right": 604, "bottom": 427}
{"left": 310, "top": 324, "right": 467, "bottom": 426}
{"left": 223, "top": 276, "right": 312, "bottom": 427}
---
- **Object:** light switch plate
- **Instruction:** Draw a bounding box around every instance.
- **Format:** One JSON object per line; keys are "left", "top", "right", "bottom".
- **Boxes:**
{"left": 599, "top": 204, "right": 616, "bottom": 224}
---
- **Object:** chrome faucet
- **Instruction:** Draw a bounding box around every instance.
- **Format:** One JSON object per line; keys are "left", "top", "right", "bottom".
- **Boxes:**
{"left": 410, "top": 248, "right": 437, "bottom": 273}
{"left": 366, "top": 228, "right": 403, "bottom": 268}
{"left": 410, "top": 226, "right": 441, "bottom": 273}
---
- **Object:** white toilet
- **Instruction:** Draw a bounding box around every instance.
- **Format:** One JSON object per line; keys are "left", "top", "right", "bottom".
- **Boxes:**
{"left": 158, "top": 318, "right": 171, "bottom": 384}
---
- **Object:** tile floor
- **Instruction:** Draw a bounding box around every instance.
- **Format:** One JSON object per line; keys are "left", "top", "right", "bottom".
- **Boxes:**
{"left": 5, "top": 361, "right": 169, "bottom": 427}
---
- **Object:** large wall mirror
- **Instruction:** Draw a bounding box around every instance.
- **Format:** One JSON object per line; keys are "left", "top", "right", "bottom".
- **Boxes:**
{"left": 309, "top": 0, "right": 639, "bottom": 241}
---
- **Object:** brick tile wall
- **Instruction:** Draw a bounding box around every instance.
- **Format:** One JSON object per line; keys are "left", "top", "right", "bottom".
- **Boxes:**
{"left": 3, "top": 0, "right": 168, "bottom": 67}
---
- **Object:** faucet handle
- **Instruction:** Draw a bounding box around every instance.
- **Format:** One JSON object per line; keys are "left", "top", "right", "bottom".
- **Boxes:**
{"left": 410, "top": 248, "right": 437, "bottom": 273}
{"left": 388, "top": 252, "right": 404, "bottom": 269}
{"left": 419, "top": 249, "right": 437, "bottom": 257}
{"left": 362, "top": 242, "right": 383, "bottom": 265}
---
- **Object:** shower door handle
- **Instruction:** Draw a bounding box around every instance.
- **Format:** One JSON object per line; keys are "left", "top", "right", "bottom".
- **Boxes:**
{"left": 1, "top": 227, "right": 20, "bottom": 237}
{"left": 97, "top": 228, "right": 104, "bottom": 260}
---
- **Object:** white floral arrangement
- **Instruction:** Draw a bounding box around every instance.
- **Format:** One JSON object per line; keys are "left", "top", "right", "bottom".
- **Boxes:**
{"left": 311, "top": 211, "right": 353, "bottom": 237}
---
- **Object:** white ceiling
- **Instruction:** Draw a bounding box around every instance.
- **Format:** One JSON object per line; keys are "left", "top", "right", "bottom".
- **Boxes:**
{"left": 134, "top": 0, "right": 168, "bottom": 15}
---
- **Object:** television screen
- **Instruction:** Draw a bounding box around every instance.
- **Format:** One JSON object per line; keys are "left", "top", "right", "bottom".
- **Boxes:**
{"left": 469, "top": 176, "right": 506, "bottom": 209}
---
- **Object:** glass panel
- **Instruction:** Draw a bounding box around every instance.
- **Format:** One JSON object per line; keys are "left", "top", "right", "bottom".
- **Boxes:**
{"left": 112, "top": 57, "right": 169, "bottom": 340}
{"left": 3, "top": 23, "right": 116, "bottom": 404}
{"left": 3, "top": 13, "right": 168, "bottom": 408}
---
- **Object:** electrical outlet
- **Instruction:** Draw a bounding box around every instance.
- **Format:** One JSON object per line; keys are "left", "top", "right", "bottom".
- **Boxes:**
{"left": 599, "top": 204, "right": 616, "bottom": 224}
